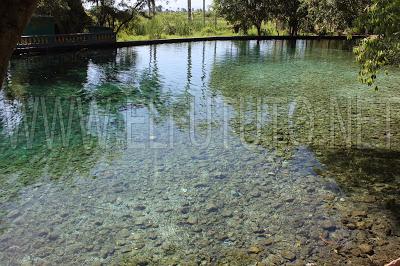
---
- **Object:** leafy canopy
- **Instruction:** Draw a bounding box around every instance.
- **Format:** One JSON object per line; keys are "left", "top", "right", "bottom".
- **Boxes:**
{"left": 354, "top": 0, "right": 400, "bottom": 86}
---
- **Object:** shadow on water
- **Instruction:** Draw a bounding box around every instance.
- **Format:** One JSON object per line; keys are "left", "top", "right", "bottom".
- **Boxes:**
{"left": 317, "top": 147, "right": 400, "bottom": 224}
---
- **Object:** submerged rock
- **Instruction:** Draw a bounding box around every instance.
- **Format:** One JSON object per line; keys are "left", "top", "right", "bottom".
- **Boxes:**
{"left": 248, "top": 245, "right": 262, "bottom": 254}
{"left": 321, "top": 220, "right": 336, "bottom": 231}
{"left": 282, "top": 251, "right": 296, "bottom": 261}
{"left": 358, "top": 244, "right": 374, "bottom": 255}
{"left": 187, "top": 216, "right": 198, "bottom": 225}
{"left": 350, "top": 210, "right": 368, "bottom": 218}
{"left": 206, "top": 202, "right": 218, "bottom": 213}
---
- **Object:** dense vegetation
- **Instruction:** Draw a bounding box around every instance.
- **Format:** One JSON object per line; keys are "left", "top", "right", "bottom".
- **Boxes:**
{"left": 354, "top": 0, "right": 400, "bottom": 87}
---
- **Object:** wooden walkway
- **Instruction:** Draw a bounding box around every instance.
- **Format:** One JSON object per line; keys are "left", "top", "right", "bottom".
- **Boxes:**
{"left": 15, "top": 32, "right": 116, "bottom": 54}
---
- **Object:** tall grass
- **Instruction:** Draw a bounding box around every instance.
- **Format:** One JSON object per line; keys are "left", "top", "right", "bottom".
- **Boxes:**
{"left": 119, "top": 12, "right": 233, "bottom": 41}
{"left": 118, "top": 12, "right": 287, "bottom": 41}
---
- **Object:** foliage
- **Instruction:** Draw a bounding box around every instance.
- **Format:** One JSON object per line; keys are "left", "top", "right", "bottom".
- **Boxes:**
{"left": 354, "top": 0, "right": 400, "bottom": 86}
{"left": 118, "top": 12, "right": 234, "bottom": 40}
{"left": 214, "top": 0, "right": 277, "bottom": 35}
{"left": 301, "top": 0, "right": 370, "bottom": 34}
{"left": 276, "top": 0, "right": 307, "bottom": 36}
{"left": 86, "top": 0, "right": 147, "bottom": 33}
{"left": 36, "top": 0, "right": 69, "bottom": 15}
{"left": 35, "top": 0, "right": 91, "bottom": 33}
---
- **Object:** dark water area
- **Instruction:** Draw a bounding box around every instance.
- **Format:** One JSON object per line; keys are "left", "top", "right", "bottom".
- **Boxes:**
{"left": 0, "top": 40, "right": 399, "bottom": 265}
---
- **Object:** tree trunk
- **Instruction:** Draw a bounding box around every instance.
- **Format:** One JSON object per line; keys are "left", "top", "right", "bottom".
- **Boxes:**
{"left": 151, "top": 0, "right": 156, "bottom": 16}
{"left": 148, "top": 0, "right": 151, "bottom": 17}
{"left": 289, "top": 18, "right": 299, "bottom": 37}
{"left": 0, "top": 0, "right": 38, "bottom": 88}
{"left": 203, "top": 0, "right": 206, "bottom": 26}
{"left": 256, "top": 24, "right": 262, "bottom": 36}
{"left": 188, "top": 0, "right": 192, "bottom": 21}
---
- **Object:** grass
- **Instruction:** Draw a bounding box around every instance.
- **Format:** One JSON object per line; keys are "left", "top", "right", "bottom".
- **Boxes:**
{"left": 117, "top": 12, "right": 286, "bottom": 41}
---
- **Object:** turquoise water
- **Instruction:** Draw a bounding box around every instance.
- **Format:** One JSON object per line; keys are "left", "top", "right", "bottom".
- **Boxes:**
{"left": 0, "top": 40, "right": 399, "bottom": 265}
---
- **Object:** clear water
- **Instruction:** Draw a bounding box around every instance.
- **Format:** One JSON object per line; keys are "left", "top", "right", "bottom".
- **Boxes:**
{"left": 0, "top": 40, "right": 399, "bottom": 265}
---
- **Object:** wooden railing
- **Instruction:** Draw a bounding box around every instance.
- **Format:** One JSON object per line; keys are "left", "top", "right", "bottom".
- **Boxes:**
{"left": 17, "top": 32, "right": 116, "bottom": 49}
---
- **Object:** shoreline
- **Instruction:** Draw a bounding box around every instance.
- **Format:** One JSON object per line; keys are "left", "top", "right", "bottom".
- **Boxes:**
{"left": 13, "top": 35, "right": 366, "bottom": 56}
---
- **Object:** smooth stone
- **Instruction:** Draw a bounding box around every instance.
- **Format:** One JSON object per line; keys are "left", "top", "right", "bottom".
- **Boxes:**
{"left": 133, "top": 242, "right": 145, "bottom": 250}
{"left": 134, "top": 205, "right": 146, "bottom": 211}
{"left": 117, "top": 229, "right": 130, "bottom": 239}
{"left": 230, "top": 190, "right": 242, "bottom": 197}
{"left": 355, "top": 221, "right": 370, "bottom": 230}
{"left": 212, "top": 172, "right": 228, "bottom": 180}
{"left": 248, "top": 245, "right": 262, "bottom": 254}
{"left": 321, "top": 220, "right": 336, "bottom": 231}
{"left": 251, "top": 191, "right": 262, "bottom": 198}
{"left": 350, "top": 210, "right": 368, "bottom": 218}
{"left": 147, "top": 232, "right": 158, "bottom": 240}
{"left": 221, "top": 210, "right": 233, "bottom": 218}
{"left": 120, "top": 246, "right": 132, "bottom": 253}
{"left": 260, "top": 238, "right": 273, "bottom": 246}
{"left": 285, "top": 197, "right": 295, "bottom": 203}
{"left": 359, "top": 244, "right": 374, "bottom": 255}
{"left": 116, "top": 239, "right": 127, "bottom": 246}
{"left": 360, "top": 195, "right": 376, "bottom": 203}
{"left": 346, "top": 223, "right": 357, "bottom": 230}
{"left": 187, "top": 216, "right": 198, "bottom": 225}
{"left": 206, "top": 202, "right": 218, "bottom": 213}
{"left": 282, "top": 251, "right": 296, "bottom": 261}
{"left": 100, "top": 247, "right": 115, "bottom": 259}
{"left": 323, "top": 194, "right": 336, "bottom": 201}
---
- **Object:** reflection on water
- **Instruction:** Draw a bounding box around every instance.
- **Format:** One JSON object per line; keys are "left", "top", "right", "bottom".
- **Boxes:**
{"left": 0, "top": 40, "right": 399, "bottom": 265}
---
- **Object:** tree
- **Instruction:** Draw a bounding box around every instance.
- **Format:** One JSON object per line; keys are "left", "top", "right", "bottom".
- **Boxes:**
{"left": 0, "top": 0, "right": 38, "bottom": 88}
{"left": 301, "top": 0, "right": 370, "bottom": 34}
{"left": 36, "top": 0, "right": 91, "bottom": 33}
{"left": 276, "top": 0, "right": 307, "bottom": 36}
{"left": 147, "top": 0, "right": 156, "bottom": 17}
{"left": 354, "top": 0, "right": 400, "bottom": 86}
{"left": 188, "top": 0, "right": 192, "bottom": 21}
{"left": 87, "top": 0, "right": 147, "bottom": 34}
{"left": 215, "top": 0, "right": 276, "bottom": 36}
{"left": 203, "top": 0, "right": 206, "bottom": 26}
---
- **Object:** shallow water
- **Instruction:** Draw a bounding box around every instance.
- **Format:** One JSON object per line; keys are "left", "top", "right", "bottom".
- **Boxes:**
{"left": 0, "top": 40, "right": 399, "bottom": 265}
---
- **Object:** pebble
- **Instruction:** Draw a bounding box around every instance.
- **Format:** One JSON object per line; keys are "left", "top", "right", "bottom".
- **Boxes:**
{"left": 230, "top": 190, "right": 242, "bottom": 197}
{"left": 350, "top": 210, "right": 367, "bottom": 218}
{"left": 260, "top": 238, "right": 273, "bottom": 246}
{"left": 187, "top": 216, "right": 198, "bottom": 225}
{"left": 221, "top": 210, "right": 233, "bottom": 218}
{"left": 100, "top": 247, "right": 115, "bottom": 259}
{"left": 250, "top": 191, "right": 261, "bottom": 198}
{"left": 147, "top": 232, "right": 158, "bottom": 240}
{"left": 206, "top": 202, "right": 218, "bottom": 213}
{"left": 248, "top": 245, "right": 262, "bottom": 254}
{"left": 323, "top": 194, "right": 336, "bottom": 201}
{"left": 360, "top": 195, "right": 376, "bottom": 203}
{"left": 346, "top": 223, "right": 357, "bottom": 230}
{"left": 117, "top": 229, "right": 130, "bottom": 239}
{"left": 282, "top": 250, "right": 297, "bottom": 261}
{"left": 133, "top": 242, "right": 145, "bottom": 250}
{"left": 120, "top": 246, "right": 132, "bottom": 253}
{"left": 321, "top": 220, "right": 336, "bottom": 231}
{"left": 134, "top": 205, "right": 146, "bottom": 211}
{"left": 359, "top": 244, "right": 374, "bottom": 255}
